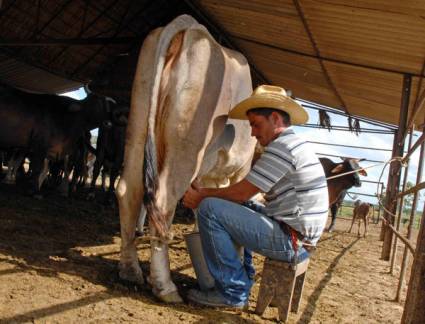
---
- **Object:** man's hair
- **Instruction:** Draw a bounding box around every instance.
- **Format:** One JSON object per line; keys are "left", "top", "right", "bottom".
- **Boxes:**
{"left": 247, "top": 107, "right": 291, "bottom": 125}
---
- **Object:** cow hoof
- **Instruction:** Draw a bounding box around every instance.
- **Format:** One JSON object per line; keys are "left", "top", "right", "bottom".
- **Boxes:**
{"left": 2, "top": 178, "right": 15, "bottom": 185}
{"left": 87, "top": 192, "right": 96, "bottom": 201}
{"left": 118, "top": 265, "right": 145, "bottom": 286}
{"left": 156, "top": 290, "right": 183, "bottom": 303}
{"left": 33, "top": 194, "right": 43, "bottom": 200}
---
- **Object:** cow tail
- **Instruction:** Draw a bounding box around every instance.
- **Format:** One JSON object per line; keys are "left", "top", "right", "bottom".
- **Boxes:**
{"left": 143, "top": 133, "right": 168, "bottom": 239}
{"left": 142, "top": 15, "right": 200, "bottom": 240}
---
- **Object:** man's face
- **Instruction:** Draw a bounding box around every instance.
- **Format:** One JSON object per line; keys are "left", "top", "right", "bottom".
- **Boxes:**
{"left": 247, "top": 112, "right": 278, "bottom": 146}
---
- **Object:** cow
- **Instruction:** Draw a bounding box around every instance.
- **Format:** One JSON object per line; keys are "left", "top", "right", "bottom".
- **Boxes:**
{"left": 88, "top": 104, "right": 128, "bottom": 203}
{"left": 0, "top": 85, "right": 113, "bottom": 196}
{"left": 348, "top": 200, "right": 371, "bottom": 237}
{"left": 2, "top": 149, "right": 26, "bottom": 184}
{"left": 68, "top": 130, "right": 92, "bottom": 194}
{"left": 319, "top": 157, "right": 367, "bottom": 232}
{"left": 116, "top": 15, "right": 256, "bottom": 303}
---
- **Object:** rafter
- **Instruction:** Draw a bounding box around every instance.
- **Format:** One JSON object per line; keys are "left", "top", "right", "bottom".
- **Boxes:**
{"left": 293, "top": 0, "right": 348, "bottom": 113}
{"left": 70, "top": 0, "right": 154, "bottom": 79}
{"left": 46, "top": 0, "right": 122, "bottom": 68}
{"left": 0, "top": 36, "right": 137, "bottom": 46}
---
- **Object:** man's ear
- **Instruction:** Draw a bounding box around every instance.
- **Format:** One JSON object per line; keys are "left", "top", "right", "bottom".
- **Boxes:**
{"left": 270, "top": 111, "right": 281, "bottom": 124}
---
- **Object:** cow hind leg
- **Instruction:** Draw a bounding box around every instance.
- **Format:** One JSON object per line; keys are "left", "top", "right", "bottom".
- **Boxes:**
{"left": 348, "top": 216, "right": 355, "bottom": 233}
{"left": 328, "top": 204, "right": 338, "bottom": 232}
{"left": 88, "top": 158, "right": 102, "bottom": 200}
{"left": 58, "top": 156, "right": 71, "bottom": 197}
{"left": 357, "top": 219, "right": 361, "bottom": 237}
{"left": 364, "top": 217, "right": 368, "bottom": 237}
{"left": 148, "top": 217, "right": 182, "bottom": 303}
{"left": 106, "top": 166, "right": 119, "bottom": 205}
{"left": 116, "top": 178, "right": 145, "bottom": 286}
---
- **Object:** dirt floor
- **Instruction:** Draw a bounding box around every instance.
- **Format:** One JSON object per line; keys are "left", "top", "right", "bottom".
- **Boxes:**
{"left": 0, "top": 183, "right": 413, "bottom": 323}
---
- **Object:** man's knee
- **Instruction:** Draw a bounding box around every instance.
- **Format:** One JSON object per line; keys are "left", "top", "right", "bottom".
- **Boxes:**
{"left": 198, "top": 197, "right": 222, "bottom": 219}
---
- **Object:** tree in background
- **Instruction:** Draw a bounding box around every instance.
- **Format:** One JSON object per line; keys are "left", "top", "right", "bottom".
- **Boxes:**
{"left": 401, "top": 181, "right": 422, "bottom": 226}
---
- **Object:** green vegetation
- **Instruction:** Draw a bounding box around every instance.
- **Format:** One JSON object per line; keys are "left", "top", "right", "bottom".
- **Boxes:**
{"left": 338, "top": 201, "right": 423, "bottom": 229}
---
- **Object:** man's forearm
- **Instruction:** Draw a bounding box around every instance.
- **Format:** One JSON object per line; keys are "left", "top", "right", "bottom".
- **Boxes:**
{"left": 199, "top": 179, "right": 259, "bottom": 203}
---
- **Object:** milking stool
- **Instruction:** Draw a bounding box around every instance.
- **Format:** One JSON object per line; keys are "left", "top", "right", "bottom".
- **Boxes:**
{"left": 255, "top": 257, "right": 310, "bottom": 322}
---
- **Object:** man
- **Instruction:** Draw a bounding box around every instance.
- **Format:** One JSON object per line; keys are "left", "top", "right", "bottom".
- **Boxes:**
{"left": 183, "top": 85, "right": 328, "bottom": 309}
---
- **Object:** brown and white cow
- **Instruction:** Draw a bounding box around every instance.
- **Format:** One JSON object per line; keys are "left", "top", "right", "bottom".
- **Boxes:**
{"left": 348, "top": 200, "right": 371, "bottom": 237}
{"left": 116, "top": 15, "right": 256, "bottom": 303}
{"left": 319, "top": 157, "right": 367, "bottom": 232}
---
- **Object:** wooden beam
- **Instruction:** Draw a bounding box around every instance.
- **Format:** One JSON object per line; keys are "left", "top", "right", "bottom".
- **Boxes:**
{"left": 395, "top": 181, "right": 425, "bottom": 199}
{"left": 396, "top": 121, "right": 425, "bottom": 302}
{"left": 402, "top": 204, "right": 425, "bottom": 323}
{"left": 235, "top": 35, "right": 425, "bottom": 79}
{"left": 402, "top": 57, "right": 425, "bottom": 142}
{"left": 293, "top": 0, "right": 347, "bottom": 113}
{"left": 299, "top": 123, "right": 394, "bottom": 135}
{"left": 300, "top": 100, "right": 398, "bottom": 130}
{"left": 402, "top": 129, "right": 425, "bottom": 164}
{"left": 390, "top": 131, "right": 414, "bottom": 275}
{"left": 388, "top": 225, "right": 415, "bottom": 254}
{"left": 69, "top": 0, "right": 153, "bottom": 79}
{"left": 381, "top": 74, "right": 411, "bottom": 260}
{"left": 0, "top": 37, "right": 138, "bottom": 46}
{"left": 46, "top": 0, "right": 123, "bottom": 68}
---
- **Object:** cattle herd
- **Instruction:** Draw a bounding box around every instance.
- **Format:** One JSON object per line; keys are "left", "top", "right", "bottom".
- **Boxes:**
{"left": 0, "top": 84, "right": 128, "bottom": 202}
{"left": 0, "top": 14, "right": 371, "bottom": 305}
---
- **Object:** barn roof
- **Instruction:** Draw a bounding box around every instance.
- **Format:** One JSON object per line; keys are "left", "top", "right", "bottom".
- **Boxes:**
{"left": 1, "top": 0, "right": 424, "bottom": 129}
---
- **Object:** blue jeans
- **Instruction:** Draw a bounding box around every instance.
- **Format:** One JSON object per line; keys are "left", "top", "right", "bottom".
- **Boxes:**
{"left": 197, "top": 197, "right": 309, "bottom": 306}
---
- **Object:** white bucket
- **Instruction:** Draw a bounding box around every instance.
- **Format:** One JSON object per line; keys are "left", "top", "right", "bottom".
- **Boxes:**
{"left": 184, "top": 231, "right": 215, "bottom": 291}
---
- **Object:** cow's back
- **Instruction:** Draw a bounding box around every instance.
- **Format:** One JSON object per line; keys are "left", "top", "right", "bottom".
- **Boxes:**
{"left": 355, "top": 202, "right": 370, "bottom": 217}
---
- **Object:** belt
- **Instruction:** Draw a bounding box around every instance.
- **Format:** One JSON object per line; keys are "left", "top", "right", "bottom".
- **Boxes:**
{"left": 278, "top": 221, "right": 315, "bottom": 254}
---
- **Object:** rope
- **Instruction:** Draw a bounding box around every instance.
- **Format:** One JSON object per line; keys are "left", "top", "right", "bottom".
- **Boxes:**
{"left": 325, "top": 159, "right": 402, "bottom": 181}
{"left": 375, "top": 157, "right": 406, "bottom": 223}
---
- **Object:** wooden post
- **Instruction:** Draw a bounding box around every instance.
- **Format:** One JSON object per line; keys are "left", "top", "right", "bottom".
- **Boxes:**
{"left": 390, "top": 130, "right": 413, "bottom": 274}
{"left": 401, "top": 205, "right": 425, "bottom": 323}
{"left": 382, "top": 75, "right": 411, "bottom": 260}
{"left": 396, "top": 125, "right": 425, "bottom": 302}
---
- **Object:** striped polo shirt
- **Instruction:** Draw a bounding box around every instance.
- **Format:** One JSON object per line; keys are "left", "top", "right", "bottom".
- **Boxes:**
{"left": 246, "top": 127, "right": 328, "bottom": 245}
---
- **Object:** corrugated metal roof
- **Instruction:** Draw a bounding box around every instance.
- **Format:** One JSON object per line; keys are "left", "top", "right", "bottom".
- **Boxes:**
{"left": 197, "top": 0, "right": 425, "bottom": 128}
{"left": 0, "top": 53, "right": 82, "bottom": 93}
{"left": 1, "top": 0, "right": 425, "bottom": 128}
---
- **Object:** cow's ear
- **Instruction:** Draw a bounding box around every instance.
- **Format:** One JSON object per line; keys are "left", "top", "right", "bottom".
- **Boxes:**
{"left": 68, "top": 103, "right": 82, "bottom": 112}
{"left": 331, "top": 164, "right": 344, "bottom": 174}
{"left": 358, "top": 169, "right": 367, "bottom": 176}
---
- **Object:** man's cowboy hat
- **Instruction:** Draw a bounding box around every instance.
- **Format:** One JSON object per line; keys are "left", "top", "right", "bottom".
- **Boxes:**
{"left": 229, "top": 85, "right": 308, "bottom": 125}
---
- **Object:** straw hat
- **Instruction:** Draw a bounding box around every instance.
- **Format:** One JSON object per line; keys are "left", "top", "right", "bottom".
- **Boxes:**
{"left": 229, "top": 85, "right": 308, "bottom": 125}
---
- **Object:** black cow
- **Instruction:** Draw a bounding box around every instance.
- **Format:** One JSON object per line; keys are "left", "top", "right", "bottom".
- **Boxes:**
{"left": 319, "top": 157, "right": 367, "bottom": 232}
{"left": 88, "top": 105, "right": 128, "bottom": 203}
{"left": 0, "top": 85, "right": 113, "bottom": 196}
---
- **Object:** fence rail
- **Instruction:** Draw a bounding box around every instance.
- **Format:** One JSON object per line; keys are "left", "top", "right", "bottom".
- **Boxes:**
{"left": 388, "top": 225, "right": 415, "bottom": 254}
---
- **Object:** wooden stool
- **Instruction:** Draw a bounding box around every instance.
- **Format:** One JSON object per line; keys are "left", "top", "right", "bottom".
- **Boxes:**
{"left": 255, "top": 257, "right": 309, "bottom": 322}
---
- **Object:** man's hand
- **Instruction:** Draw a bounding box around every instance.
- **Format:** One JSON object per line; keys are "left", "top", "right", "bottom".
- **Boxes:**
{"left": 183, "top": 183, "right": 204, "bottom": 209}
